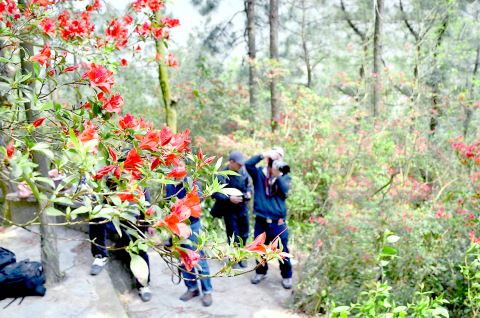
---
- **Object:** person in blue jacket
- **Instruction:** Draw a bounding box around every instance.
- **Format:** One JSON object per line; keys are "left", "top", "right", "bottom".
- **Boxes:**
{"left": 166, "top": 179, "right": 213, "bottom": 307}
{"left": 211, "top": 150, "right": 253, "bottom": 268}
{"left": 245, "top": 146, "right": 293, "bottom": 289}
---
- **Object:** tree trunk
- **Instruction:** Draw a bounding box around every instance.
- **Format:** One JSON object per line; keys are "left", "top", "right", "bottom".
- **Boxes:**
{"left": 372, "top": 0, "right": 384, "bottom": 117}
{"left": 429, "top": 17, "right": 448, "bottom": 136}
{"left": 464, "top": 45, "right": 480, "bottom": 137}
{"left": 19, "top": 40, "right": 63, "bottom": 285}
{"left": 155, "top": 38, "right": 176, "bottom": 133}
{"left": 339, "top": 0, "right": 367, "bottom": 99}
{"left": 270, "top": 0, "right": 280, "bottom": 131}
{"left": 246, "top": 0, "right": 258, "bottom": 109}
{"left": 300, "top": 0, "right": 312, "bottom": 88}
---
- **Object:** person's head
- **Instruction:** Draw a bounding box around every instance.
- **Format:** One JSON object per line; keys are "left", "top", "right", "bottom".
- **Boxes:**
{"left": 271, "top": 146, "right": 284, "bottom": 160}
{"left": 228, "top": 150, "right": 245, "bottom": 172}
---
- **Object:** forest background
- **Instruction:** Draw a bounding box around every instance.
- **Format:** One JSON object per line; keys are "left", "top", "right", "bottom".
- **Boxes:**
{"left": 3, "top": 0, "right": 480, "bottom": 316}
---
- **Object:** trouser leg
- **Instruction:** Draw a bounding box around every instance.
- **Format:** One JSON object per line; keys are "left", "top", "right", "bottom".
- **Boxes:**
{"left": 254, "top": 218, "right": 269, "bottom": 275}
{"left": 89, "top": 218, "right": 108, "bottom": 258}
{"left": 238, "top": 211, "right": 250, "bottom": 246}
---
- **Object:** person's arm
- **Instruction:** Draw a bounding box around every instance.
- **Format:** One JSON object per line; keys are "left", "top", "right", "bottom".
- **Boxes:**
{"left": 245, "top": 154, "right": 263, "bottom": 183}
{"left": 275, "top": 174, "right": 292, "bottom": 199}
{"left": 242, "top": 168, "right": 253, "bottom": 197}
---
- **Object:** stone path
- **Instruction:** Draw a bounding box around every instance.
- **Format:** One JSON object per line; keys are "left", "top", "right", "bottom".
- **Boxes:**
{"left": 0, "top": 225, "right": 306, "bottom": 318}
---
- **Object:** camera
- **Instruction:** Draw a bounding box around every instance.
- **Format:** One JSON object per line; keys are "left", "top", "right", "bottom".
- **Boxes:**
{"left": 272, "top": 160, "right": 290, "bottom": 175}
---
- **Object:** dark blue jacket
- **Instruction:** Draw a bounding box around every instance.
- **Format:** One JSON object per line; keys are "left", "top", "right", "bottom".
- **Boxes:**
{"left": 212, "top": 166, "right": 253, "bottom": 214}
{"left": 165, "top": 179, "right": 201, "bottom": 224}
{"left": 245, "top": 154, "right": 291, "bottom": 220}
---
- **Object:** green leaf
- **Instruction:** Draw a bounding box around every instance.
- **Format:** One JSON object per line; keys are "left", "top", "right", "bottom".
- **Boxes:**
{"left": 53, "top": 197, "right": 74, "bottom": 206}
{"left": 31, "top": 143, "right": 54, "bottom": 160}
{"left": 381, "top": 246, "right": 397, "bottom": 256}
{"left": 35, "top": 176, "right": 55, "bottom": 189}
{"left": 110, "top": 195, "right": 122, "bottom": 206}
{"left": 215, "top": 157, "right": 223, "bottom": 170}
{"left": 332, "top": 306, "right": 351, "bottom": 313}
{"left": 431, "top": 307, "right": 449, "bottom": 317}
{"left": 112, "top": 217, "right": 122, "bottom": 237}
{"left": 380, "top": 260, "right": 390, "bottom": 267}
{"left": 45, "top": 207, "right": 65, "bottom": 216}
{"left": 386, "top": 235, "right": 400, "bottom": 244}
{"left": 70, "top": 206, "right": 91, "bottom": 219}
{"left": 130, "top": 253, "right": 149, "bottom": 287}
{"left": 69, "top": 129, "right": 80, "bottom": 148}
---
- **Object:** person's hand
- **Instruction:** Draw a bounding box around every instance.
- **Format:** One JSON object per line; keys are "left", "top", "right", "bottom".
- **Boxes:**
{"left": 271, "top": 165, "right": 283, "bottom": 178}
{"left": 263, "top": 150, "right": 281, "bottom": 161}
{"left": 230, "top": 196, "right": 243, "bottom": 204}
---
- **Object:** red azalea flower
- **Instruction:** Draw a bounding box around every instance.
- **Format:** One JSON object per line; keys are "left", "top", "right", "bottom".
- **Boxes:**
{"left": 139, "top": 129, "right": 162, "bottom": 151}
{"left": 178, "top": 249, "right": 200, "bottom": 272}
{"left": 78, "top": 120, "right": 98, "bottom": 144}
{"left": 138, "top": 117, "right": 153, "bottom": 130}
{"left": 108, "top": 146, "right": 117, "bottom": 162}
{"left": 119, "top": 113, "right": 139, "bottom": 130}
{"left": 62, "top": 65, "right": 79, "bottom": 73}
{"left": 123, "top": 148, "right": 143, "bottom": 178}
{"left": 245, "top": 232, "right": 267, "bottom": 254}
{"left": 145, "top": 206, "right": 155, "bottom": 218}
{"left": 6, "top": 140, "right": 14, "bottom": 159}
{"left": 147, "top": 0, "right": 164, "bottom": 11}
{"left": 31, "top": 0, "right": 50, "bottom": 7}
{"left": 33, "top": 117, "right": 46, "bottom": 128}
{"left": 31, "top": 44, "right": 51, "bottom": 66}
{"left": 39, "top": 17, "right": 55, "bottom": 36}
{"left": 102, "top": 94, "right": 124, "bottom": 114}
{"left": 118, "top": 191, "right": 135, "bottom": 202}
{"left": 159, "top": 212, "right": 191, "bottom": 238}
{"left": 123, "top": 15, "right": 133, "bottom": 25}
{"left": 163, "top": 153, "right": 179, "bottom": 166}
{"left": 93, "top": 165, "right": 116, "bottom": 180}
{"left": 168, "top": 167, "right": 187, "bottom": 179}
{"left": 114, "top": 166, "right": 122, "bottom": 179}
{"left": 170, "top": 129, "right": 190, "bottom": 152}
{"left": 86, "top": 0, "right": 101, "bottom": 11}
{"left": 105, "top": 18, "right": 129, "bottom": 48}
{"left": 184, "top": 189, "right": 201, "bottom": 218}
{"left": 166, "top": 53, "right": 178, "bottom": 68}
{"left": 162, "top": 17, "right": 180, "bottom": 28}
{"left": 150, "top": 157, "right": 162, "bottom": 170}
{"left": 83, "top": 63, "right": 114, "bottom": 94}
{"left": 204, "top": 156, "right": 216, "bottom": 165}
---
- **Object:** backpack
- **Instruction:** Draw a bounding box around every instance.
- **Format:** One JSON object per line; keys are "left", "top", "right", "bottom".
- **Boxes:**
{"left": 0, "top": 260, "right": 46, "bottom": 300}
{"left": 0, "top": 247, "right": 16, "bottom": 271}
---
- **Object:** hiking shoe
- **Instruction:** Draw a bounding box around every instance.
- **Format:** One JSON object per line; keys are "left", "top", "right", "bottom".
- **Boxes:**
{"left": 202, "top": 293, "right": 213, "bottom": 307}
{"left": 90, "top": 255, "right": 108, "bottom": 275}
{"left": 282, "top": 278, "right": 293, "bottom": 289}
{"left": 251, "top": 273, "right": 266, "bottom": 284}
{"left": 138, "top": 286, "right": 152, "bottom": 302}
{"left": 179, "top": 289, "right": 200, "bottom": 301}
{"left": 239, "top": 260, "right": 248, "bottom": 268}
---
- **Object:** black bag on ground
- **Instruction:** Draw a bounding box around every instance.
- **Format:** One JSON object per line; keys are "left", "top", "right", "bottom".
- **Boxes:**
{"left": 0, "top": 260, "right": 46, "bottom": 299}
{"left": 0, "top": 248, "right": 16, "bottom": 271}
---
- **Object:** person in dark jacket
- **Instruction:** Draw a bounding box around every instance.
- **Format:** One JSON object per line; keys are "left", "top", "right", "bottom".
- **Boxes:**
{"left": 245, "top": 147, "right": 293, "bottom": 289}
{"left": 89, "top": 186, "right": 152, "bottom": 302}
{"left": 211, "top": 150, "right": 253, "bottom": 268}
{"left": 166, "top": 179, "right": 213, "bottom": 307}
